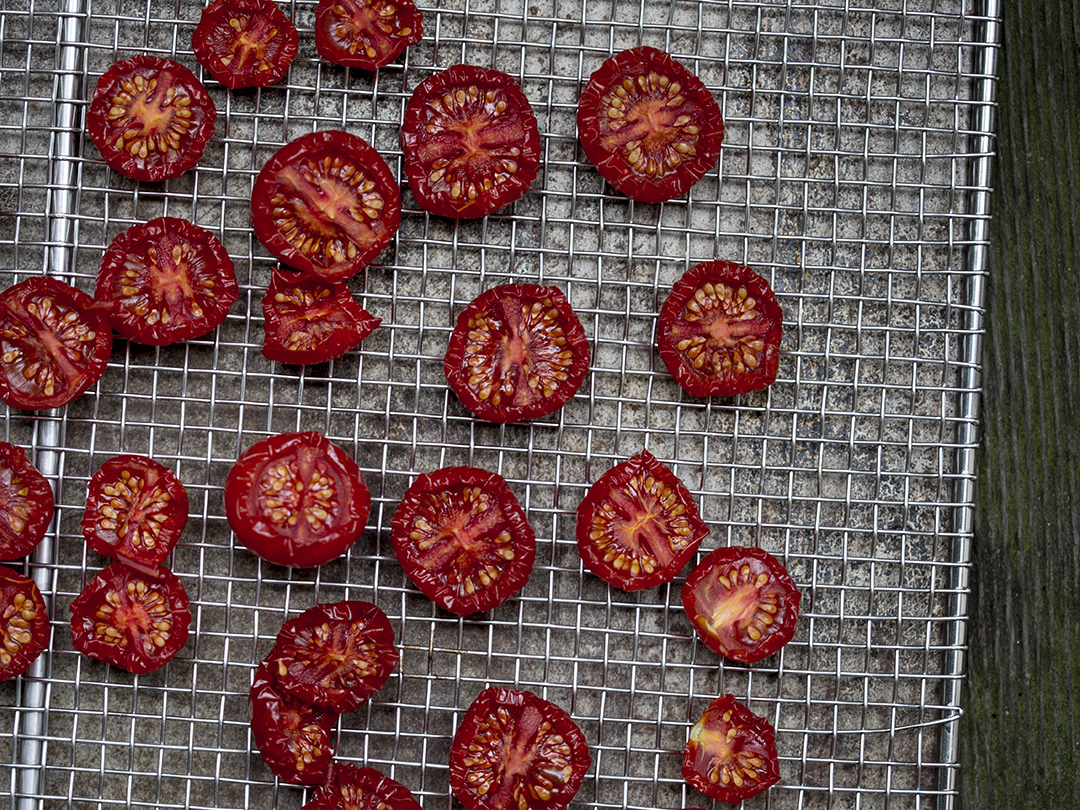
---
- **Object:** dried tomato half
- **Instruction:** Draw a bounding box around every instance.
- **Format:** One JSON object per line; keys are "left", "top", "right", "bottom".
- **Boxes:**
{"left": 86, "top": 55, "right": 216, "bottom": 183}
{"left": 192, "top": 0, "right": 299, "bottom": 89}
{"left": 314, "top": 0, "right": 423, "bottom": 71}
{"left": 303, "top": 763, "right": 423, "bottom": 810}
{"left": 0, "top": 442, "right": 54, "bottom": 562}
{"left": 0, "top": 565, "right": 50, "bottom": 682}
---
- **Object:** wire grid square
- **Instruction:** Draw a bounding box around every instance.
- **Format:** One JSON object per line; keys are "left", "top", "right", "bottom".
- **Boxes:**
{"left": 0, "top": 0, "right": 987, "bottom": 807}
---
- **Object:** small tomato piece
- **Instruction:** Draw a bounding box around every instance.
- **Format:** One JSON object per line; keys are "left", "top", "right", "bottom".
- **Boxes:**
{"left": 192, "top": 0, "right": 299, "bottom": 89}
{"left": 314, "top": 0, "right": 423, "bottom": 71}
{"left": 303, "top": 764, "right": 424, "bottom": 810}
{"left": 0, "top": 442, "right": 55, "bottom": 561}
{"left": 0, "top": 565, "right": 50, "bottom": 682}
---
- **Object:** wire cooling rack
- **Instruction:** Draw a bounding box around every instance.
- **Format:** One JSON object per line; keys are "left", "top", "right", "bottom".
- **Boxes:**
{"left": 0, "top": 0, "right": 997, "bottom": 807}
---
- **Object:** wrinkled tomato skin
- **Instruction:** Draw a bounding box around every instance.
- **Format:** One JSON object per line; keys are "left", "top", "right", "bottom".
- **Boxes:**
{"left": 95, "top": 217, "right": 238, "bottom": 346}
{"left": 314, "top": 0, "right": 423, "bottom": 71}
{"left": 575, "top": 450, "right": 708, "bottom": 593}
{"left": 249, "top": 654, "right": 338, "bottom": 786}
{"left": 81, "top": 454, "right": 190, "bottom": 575}
{"left": 87, "top": 55, "right": 216, "bottom": 183}
{"left": 444, "top": 284, "right": 590, "bottom": 424}
{"left": 682, "top": 694, "right": 780, "bottom": 805}
{"left": 250, "top": 130, "right": 401, "bottom": 282}
{"left": 390, "top": 466, "right": 536, "bottom": 615}
{"left": 0, "top": 565, "right": 50, "bottom": 682}
{"left": 449, "top": 687, "right": 591, "bottom": 810}
{"left": 69, "top": 562, "right": 191, "bottom": 675}
{"left": 681, "top": 545, "right": 801, "bottom": 663}
{"left": 0, "top": 442, "right": 55, "bottom": 562}
{"left": 192, "top": 0, "right": 299, "bottom": 89}
{"left": 577, "top": 47, "right": 723, "bottom": 203}
{"left": 224, "top": 431, "right": 371, "bottom": 568}
{"left": 270, "top": 599, "right": 399, "bottom": 713}
{"left": 261, "top": 266, "right": 381, "bottom": 365}
{"left": 401, "top": 65, "right": 541, "bottom": 218}
{"left": 303, "top": 763, "right": 423, "bottom": 810}
{"left": 657, "top": 261, "right": 783, "bottom": 398}
{"left": 0, "top": 277, "right": 113, "bottom": 411}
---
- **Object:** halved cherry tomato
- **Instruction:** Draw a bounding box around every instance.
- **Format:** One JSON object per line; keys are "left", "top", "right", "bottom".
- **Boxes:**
{"left": 449, "top": 687, "right": 591, "bottom": 810}
{"left": 86, "top": 55, "right": 217, "bottom": 182}
{"left": 444, "top": 284, "right": 590, "bottom": 423}
{"left": 657, "top": 261, "right": 783, "bottom": 398}
{"left": 192, "top": 0, "right": 299, "bottom": 89}
{"left": 303, "top": 763, "right": 423, "bottom": 810}
{"left": 0, "top": 565, "right": 50, "bottom": 682}
{"left": 95, "top": 217, "right": 238, "bottom": 346}
{"left": 401, "top": 64, "right": 541, "bottom": 218}
{"left": 576, "top": 450, "right": 708, "bottom": 592}
{"left": 681, "top": 545, "right": 801, "bottom": 663}
{"left": 250, "top": 130, "right": 401, "bottom": 282}
{"left": 261, "top": 266, "right": 381, "bottom": 365}
{"left": 69, "top": 561, "right": 191, "bottom": 674}
{"left": 224, "top": 431, "right": 370, "bottom": 568}
{"left": 0, "top": 442, "right": 54, "bottom": 561}
{"left": 0, "top": 277, "right": 113, "bottom": 411}
{"left": 249, "top": 654, "right": 338, "bottom": 785}
{"left": 577, "top": 46, "right": 724, "bottom": 203}
{"left": 390, "top": 466, "right": 536, "bottom": 615}
{"left": 683, "top": 694, "right": 780, "bottom": 805}
{"left": 314, "top": 0, "right": 423, "bottom": 71}
{"left": 81, "top": 454, "right": 189, "bottom": 575}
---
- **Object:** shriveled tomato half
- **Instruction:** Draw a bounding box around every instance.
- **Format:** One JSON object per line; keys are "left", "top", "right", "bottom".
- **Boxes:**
{"left": 577, "top": 46, "right": 723, "bottom": 203}
{"left": 449, "top": 687, "right": 590, "bottom": 810}
{"left": 86, "top": 55, "right": 216, "bottom": 182}
{"left": 576, "top": 450, "right": 708, "bottom": 592}
{"left": 251, "top": 130, "right": 401, "bottom": 282}
{"left": 225, "top": 431, "right": 370, "bottom": 568}
{"left": 303, "top": 763, "right": 423, "bottom": 810}
{"left": 444, "top": 284, "right": 590, "bottom": 423}
{"left": 401, "top": 64, "right": 541, "bottom": 218}
{"left": 0, "top": 565, "right": 50, "bottom": 682}
{"left": 390, "top": 466, "right": 536, "bottom": 615}
{"left": 0, "top": 277, "right": 113, "bottom": 411}
{"left": 0, "top": 442, "right": 54, "bottom": 561}
{"left": 250, "top": 654, "right": 338, "bottom": 785}
{"left": 657, "top": 261, "right": 783, "bottom": 398}
{"left": 69, "top": 561, "right": 191, "bottom": 674}
{"left": 95, "top": 217, "right": 238, "bottom": 346}
{"left": 81, "top": 454, "right": 189, "bottom": 575}
{"left": 270, "top": 600, "right": 398, "bottom": 713}
{"left": 682, "top": 545, "right": 801, "bottom": 663}
{"left": 192, "top": 0, "right": 299, "bottom": 89}
{"left": 261, "top": 266, "right": 381, "bottom": 365}
{"left": 315, "top": 0, "right": 423, "bottom": 71}
{"left": 683, "top": 694, "right": 780, "bottom": 804}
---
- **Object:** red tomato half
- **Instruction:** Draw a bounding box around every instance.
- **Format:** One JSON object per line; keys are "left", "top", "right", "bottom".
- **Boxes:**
{"left": 261, "top": 266, "right": 381, "bottom": 365}
{"left": 0, "top": 277, "right": 113, "bottom": 411}
{"left": 249, "top": 654, "right": 338, "bottom": 785}
{"left": 0, "top": 565, "right": 50, "bottom": 682}
{"left": 449, "top": 687, "right": 591, "bottom": 810}
{"left": 81, "top": 454, "right": 190, "bottom": 575}
{"left": 577, "top": 47, "right": 723, "bottom": 203}
{"left": 192, "top": 0, "right": 299, "bottom": 89}
{"left": 251, "top": 130, "right": 401, "bottom": 282}
{"left": 303, "top": 763, "right": 423, "bottom": 810}
{"left": 401, "top": 64, "right": 541, "bottom": 218}
{"left": 683, "top": 694, "right": 780, "bottom": 805}
{"left": 657, "top": 261, "right": 783, "bottom": 398}
{"left": 575, "top": 450, "right": 708, "bottom": 592}
{"left": 270, "top": 600, "right": 399, "bottom": 713}
{"left": 315, "top": 0, "right": 423, "bottom": 71}
{"left": 86, "top": 55, "right": 216, "bottom": 182}
{"left": 390, "top": 466, "right": 536, "bottom": 615}
{"left": 95, "top": 217, "right": 238, "bottom": 346}
{"left": 0, "top": 442, "right": 54, "bottom": 561}
{"left": 69, "top": 562, "right": 191, "bottom": 674}
{"left": 444, "top": 284, "right": 590, "bottom": 423}
{"left": 681, "top": 545, "right": 801, "bottom": 663}
{"left": 224, "top": 431, "right": 370, "bottom": 568}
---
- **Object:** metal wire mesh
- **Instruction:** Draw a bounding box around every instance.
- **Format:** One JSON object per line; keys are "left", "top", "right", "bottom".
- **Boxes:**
{"left": 0, "top": 0, "right": 994, "bottom": 807}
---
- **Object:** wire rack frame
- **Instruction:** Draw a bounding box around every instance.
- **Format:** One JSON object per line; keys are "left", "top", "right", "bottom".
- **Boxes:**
{"left": 0, "top": 0, "right": 997, "bottom": 808}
